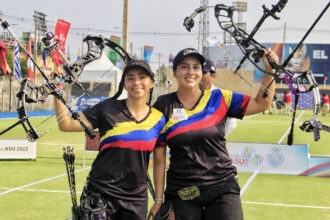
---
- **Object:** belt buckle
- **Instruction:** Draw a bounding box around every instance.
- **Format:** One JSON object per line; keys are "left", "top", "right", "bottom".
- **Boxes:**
{"left": 177, "top": 186, "right": 200, "bottom": 200}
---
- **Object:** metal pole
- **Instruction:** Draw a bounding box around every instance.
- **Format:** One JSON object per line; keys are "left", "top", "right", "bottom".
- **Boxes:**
{"left": 130, "top": 41, "right": 133, "bottom": 57}
{"left": 34, "top": 18, "right": 38, "bottom": 84}
{"left": 9, "top": 75, "right": 12, "bottom": 112}
{"left": 81, "top": 32, "right": 84, "bottom": 56}
{"left": 281, "top": 22, "right": 286, "bottom": 64}
{"left": 122, "top": 0, "right": 129, "bottom": 62}
{"left": 10, "top": 43, "right": 15, "bottom": 111}
{"left": 1, "top": 76, "right": 4, "bottom": 112}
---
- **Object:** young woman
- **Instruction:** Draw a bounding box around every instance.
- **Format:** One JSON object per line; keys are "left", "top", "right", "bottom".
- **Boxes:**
{"left": 53, "top": 60, "right": 166, "bottom": 220}
{"left": 153, "top": 48, "right": 278, "bottom": 220}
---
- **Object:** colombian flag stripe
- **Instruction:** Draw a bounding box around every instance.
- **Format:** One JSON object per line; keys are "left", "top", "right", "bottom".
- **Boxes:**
{"left": 100, "top": 139, "right": 158, "bottom": 152}
{"left": 100, "top": 109, "right": 164, "bottom": 142}
{"left": 241, "top": 96, "right": 250, "bottom": 115}
{"left": 228, "top": 92, "right": 250, "bottom": 115}
{"left": 100, "top": 119, "right": 164, "bottom": 145}
{"left": 166, "top": 90, "right": 222, "bottom": 135}
{"left": 167, "top": 97, "right": 227, "bottom": 140}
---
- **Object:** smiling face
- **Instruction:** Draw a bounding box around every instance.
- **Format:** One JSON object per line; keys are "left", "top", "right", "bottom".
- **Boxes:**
{"left": 124, "top": 68, "right": 154, "bottom": 100}
{"left": 174, "top": 56, "right": 203, "bottom": 90}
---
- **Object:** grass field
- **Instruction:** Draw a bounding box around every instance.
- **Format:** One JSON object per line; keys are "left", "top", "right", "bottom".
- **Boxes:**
{"left": 0, "top": 110, "right": 329, "bottom": 219}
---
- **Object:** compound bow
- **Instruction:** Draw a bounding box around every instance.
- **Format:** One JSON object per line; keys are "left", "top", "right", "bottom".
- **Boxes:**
{"left": 183, "top": 0, "right": 330, "bottom": 145}
{"left": 0, "top": 19, "right": 132, "bottom": 142}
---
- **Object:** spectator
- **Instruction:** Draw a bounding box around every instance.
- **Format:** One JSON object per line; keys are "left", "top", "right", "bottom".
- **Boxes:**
{"left": 322, "top": 93, "right": 329, "bottom": 116}
{"left": 199, "top": 58, "right": 237, "bottom": 137}
{"left": 269, "top": 94, "right": 278, "bottom": 114}
{"left": 283, "top": 91, "right": 292, "bottom": 115}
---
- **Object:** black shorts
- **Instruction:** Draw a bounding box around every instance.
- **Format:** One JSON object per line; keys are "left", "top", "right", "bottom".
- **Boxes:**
{"left": 165, "top": 177, "right": 243, "bottom": 220}
{"left": 80, "top": 186, "right": 148, "bottom": 220}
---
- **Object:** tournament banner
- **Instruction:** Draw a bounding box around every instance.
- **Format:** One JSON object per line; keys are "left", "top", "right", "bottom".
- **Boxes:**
{"left": 108, "top": 35, "right": 121, "bottom": 65}
{"left": 0, "top": 139, "right": 36, "bottom": 160}
{"left": 143, "top": 45, "right": 154, "bottom": 64}
{"left": 52, "top": 19, "right": 71, "bottom": 65}
{"left": 227, "top": 142, "right": 309, "bottom": 175}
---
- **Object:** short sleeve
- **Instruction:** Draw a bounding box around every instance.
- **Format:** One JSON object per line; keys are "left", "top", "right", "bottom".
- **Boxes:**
{"left": 82, "top": 102, "right": 104, "bottom": 129}
{"left": 226, "top": 91, "right": 251, "bottom": 119}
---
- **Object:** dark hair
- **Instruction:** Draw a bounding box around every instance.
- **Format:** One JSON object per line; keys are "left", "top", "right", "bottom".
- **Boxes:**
{"left": 111, "top": 61, "right": 154, "bottom": 105}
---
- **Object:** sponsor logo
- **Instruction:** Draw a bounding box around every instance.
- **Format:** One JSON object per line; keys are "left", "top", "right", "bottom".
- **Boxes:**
{"left": 266, "top": 147, "right": 284, "bottom": 168}
{"left": 231, "top": 146, "right": 263, "bottom": 166}
{"left": 183, "top": 49, "right": 198, "bottom": 56}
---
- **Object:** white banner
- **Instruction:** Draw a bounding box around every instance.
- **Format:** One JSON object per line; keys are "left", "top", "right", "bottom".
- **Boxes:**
{"left": 0, "top": 139, "right": 36, "bottom": 160}
{"left": 227, "top": 142, "right": 309, "bottom": 175}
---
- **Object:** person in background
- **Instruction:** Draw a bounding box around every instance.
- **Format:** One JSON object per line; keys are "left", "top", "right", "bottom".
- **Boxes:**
{"left": 283, "top": 90, "right": 292, "bottom": 115}
{"left": 199, "top": 58, "right": 237, "bottom": 137}
{"left": 153, "top": 47, "right": 278, "bottom": 220}
{"left": 269, "top": 94, "right": 278, "bottom": 114}
{"left": 52, "top": 60, "right": 166, "bottom": 220}
{"left": 321, "top": 93, "right": 329, "bottom": 116}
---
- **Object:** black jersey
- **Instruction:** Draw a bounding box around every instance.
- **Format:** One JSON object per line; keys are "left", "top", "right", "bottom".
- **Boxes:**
{"left": 154, "top": 89, "right": 250, "bottom": 189}
{"left": 83, "top": 99, "right": 165, "bottom": 200}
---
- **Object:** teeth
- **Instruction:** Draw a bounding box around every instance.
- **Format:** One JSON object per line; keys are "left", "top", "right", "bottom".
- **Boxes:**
{"left": 185, "top": 78, "right": 195, "bottom": 82}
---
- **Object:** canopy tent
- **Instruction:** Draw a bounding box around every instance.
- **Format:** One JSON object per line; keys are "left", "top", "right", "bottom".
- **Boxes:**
{"left": 80, "top": 51, "right": 121, "bottom": 81}
{"left": 78, "top": 52, "right": 126, "bottom": 99}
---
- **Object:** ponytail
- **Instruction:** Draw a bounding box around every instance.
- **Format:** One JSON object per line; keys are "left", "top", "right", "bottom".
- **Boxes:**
{"left": 147, "top": 88, "right": 153, "bottom": 105}
{"left": 110, "top": 76, "right": 125, "bottom": 101}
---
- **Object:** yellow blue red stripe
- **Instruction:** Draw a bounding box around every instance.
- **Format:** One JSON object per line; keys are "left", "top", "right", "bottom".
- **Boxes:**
{"left": 100, "top": 109, "right": 165, "bottom": 152}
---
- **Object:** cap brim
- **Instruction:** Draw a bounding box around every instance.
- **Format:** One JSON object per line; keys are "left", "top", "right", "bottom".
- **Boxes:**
{"left": 123, "top": 65, "right": 154, "bottom": 79}
{"left": 174, "top": 53, "right": 205, "bottom": 70}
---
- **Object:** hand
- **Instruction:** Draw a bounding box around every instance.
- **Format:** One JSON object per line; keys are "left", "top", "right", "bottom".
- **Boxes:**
{"left": 262, "top": 48, "right": 279, "bottom": 71}
{"left": 148, "top": 201, "right": 162, "bottom": 220}
{"left": 50, "top": 67, "right": 65, "bottom": 80}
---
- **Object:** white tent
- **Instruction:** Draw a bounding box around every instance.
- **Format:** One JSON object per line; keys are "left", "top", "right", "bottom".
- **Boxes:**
{"left": 79, "top": 52, "right": 126, "bottom": 99}
{"left": 80, "top": 51, "right": 120, "bottom": 81}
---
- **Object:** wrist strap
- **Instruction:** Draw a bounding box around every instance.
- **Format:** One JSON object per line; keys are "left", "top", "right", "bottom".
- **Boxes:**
{"left": 155, "top": 198, "right": 163, "bottom": 201}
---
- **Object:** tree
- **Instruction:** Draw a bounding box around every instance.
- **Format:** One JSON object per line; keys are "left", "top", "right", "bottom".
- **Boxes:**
{"left": 156, "top": 64, "right": 167, "bottom": 86}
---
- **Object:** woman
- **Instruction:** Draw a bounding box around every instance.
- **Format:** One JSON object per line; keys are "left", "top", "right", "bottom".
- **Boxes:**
{"left": 53, "top": 60, "right": 166, "bottom": 220}
{"left": 153, "top": 48, "right": 278, "bottom": 220}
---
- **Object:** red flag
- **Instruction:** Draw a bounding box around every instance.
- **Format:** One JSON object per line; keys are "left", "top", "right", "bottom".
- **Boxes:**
{"left": 0, "top": 37, "right": 8, "bottom": 76}
{"left": 52, "top": 19, "right": 71, "bottom": 65}
{"left": 26, "top": 37, "right": 34, "bottom": 81}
